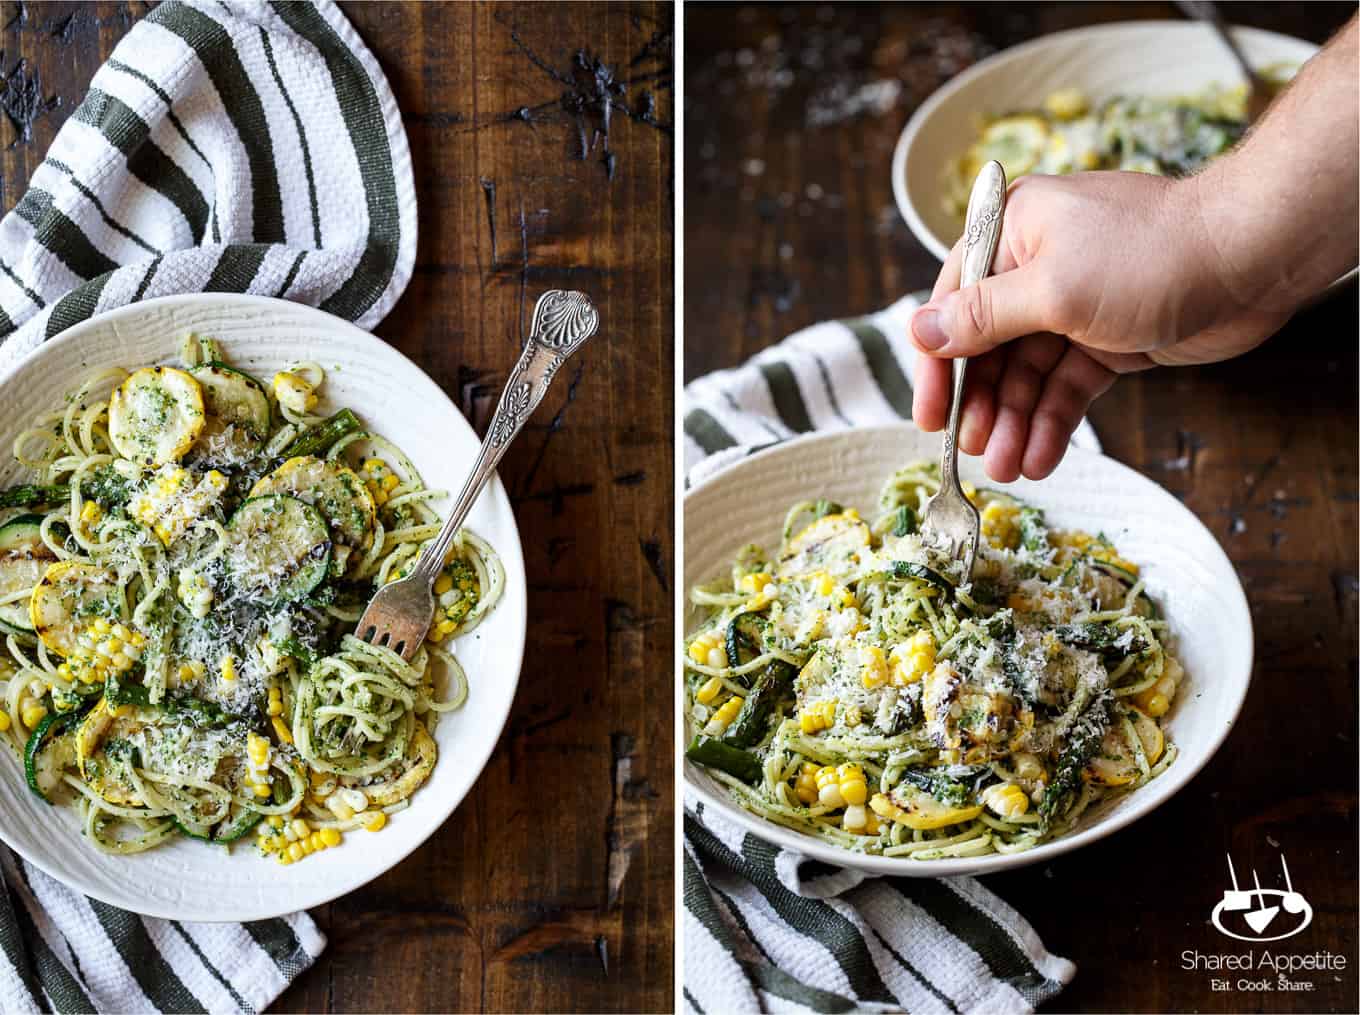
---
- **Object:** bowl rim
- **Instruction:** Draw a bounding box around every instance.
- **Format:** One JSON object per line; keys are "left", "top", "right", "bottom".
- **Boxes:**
{"left": 891, "top": 19, "right": 1321, "bottom": 262}
{"left": 0, "top": 292, "right": 529, "bottom": 920}
{"left": 682, "top": 423, "right": 1254, "bottom": 876}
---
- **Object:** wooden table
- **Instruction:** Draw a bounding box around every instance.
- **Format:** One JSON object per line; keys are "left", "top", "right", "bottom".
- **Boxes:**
{"left": 686, "top": 4, "right": 1357, "bottom": 1012}
{"left": 4, "top": 3, "right": 674, "bottom": 1011}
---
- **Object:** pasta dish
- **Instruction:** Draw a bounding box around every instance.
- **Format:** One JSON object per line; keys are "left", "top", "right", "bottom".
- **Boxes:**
{"left": 0, "top": 335, "right": 501, "bottom": 860}
{"left": 684, "top": 462, "right": 1182, "bottom": 859}
{"left": 942, "top": 75, "right": 1290, "bottom": 217}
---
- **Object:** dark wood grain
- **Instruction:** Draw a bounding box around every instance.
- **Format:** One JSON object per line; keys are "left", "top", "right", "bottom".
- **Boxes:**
{"left": 2, "top": 3, "right": 674, "bottom": 1012}
{"left": 685, "top": 4, "right": 1357, "bottom": 1013}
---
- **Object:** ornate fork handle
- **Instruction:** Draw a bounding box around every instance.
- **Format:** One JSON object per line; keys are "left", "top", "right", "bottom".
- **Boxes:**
{"left": 412, "top": 290, "right": 599, "bottom": 582}
{"left": 940, "top": 160, "right": 1007, "bottom": 497}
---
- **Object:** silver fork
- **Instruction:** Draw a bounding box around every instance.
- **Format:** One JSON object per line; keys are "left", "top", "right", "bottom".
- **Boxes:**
{"left": 356, "top": 290, "right": 600, "bottom": 659}
{"left": 919, "top": 159, "right": 1006, "bottom": 582}
{"left": 1176, "top": 0, "right": 1272, "bottom": 122}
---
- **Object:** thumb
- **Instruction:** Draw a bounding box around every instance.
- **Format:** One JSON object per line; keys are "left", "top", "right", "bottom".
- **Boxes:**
{"left": 910, "top": 263, "right": 1053, "bottom": 357}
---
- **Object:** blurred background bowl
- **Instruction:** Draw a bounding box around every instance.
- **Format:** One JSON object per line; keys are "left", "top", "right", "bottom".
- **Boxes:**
{"left": 892, "top": 20, "right": 1319, "bottom": 261}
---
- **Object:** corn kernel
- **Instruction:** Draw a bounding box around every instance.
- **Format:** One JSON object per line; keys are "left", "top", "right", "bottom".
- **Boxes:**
{"left": 815, "top": 765, "right": 843, "bottom": 808}
{"left": 687, "top": 632, "right": 727, "bottom": 669}
{"left": 889, "top": 630, "right": 936, "bottom": 686}
{"left": 320, "top": 827, "right": 342, "bottom": 847}
{"left": 837, "top": 763, "right": 868, "bottom": 806}
{"left": 433, "top": 574, "right": 453, "bottom": 595}
{"left": 327, "top": 796, "right": 356, "bottom": 822}
{"left": 793, "top": 763, "right": 819, "bottom": 805}
{"left": 309, "top": 831, "right": 327, "bottom": 851}
{"left": 268, "top": 815, "right": 285, "bottom": 829}
{"left": 980, "top": 783, "right": 1030, "bottom": 820}
{"left": 247, "top": 731, "right": 270, "bottom": 761}
{"left": 268, "top": 698, "right": 284, "bottom": 716}
{"left": 220, "top": 654, "right": 237, "bottom": 682}
{"left": 286, "top": 842, "right": 305, "bottom": 863}
{"left": 739, "top": 572, "right": 768, "bottom": 594}
{"left": 1143, "top": 693, "right": 1170, "bottom": 717}
{"left": 361, "top": 810, "right": 387, "bottom": 832}
{"left": 799, "top": 699, "right": 836, "bottom": 734}
{"left": 695, "top": 677, "right": 723, "bottom": 705}
{"left": 272, "top": 715, "right": 294, "bottom": 745}
{"left": 0, "top": 712, "right": 11, "bottom": 732}
{"left": 981, "top": 501, "right": 1021, "bottom": 549}
{"left": 253, "top": 783, "right": 272, "bottom": 798}
{"left": 859, "top": 645, "right": 889, "bottom": 689}
{"left": 704, "top": 695, "right": 744, "bottom": 735}
{"left": 21, "top": 704, "right": 47, "bottom": 730}
{"left": 841, "top": 804, "right": 869, "bottom": 832}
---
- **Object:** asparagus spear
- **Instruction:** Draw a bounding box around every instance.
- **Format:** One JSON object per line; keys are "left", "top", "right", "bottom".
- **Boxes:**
{"left": 0, "top": 484, "right": 68, "bottom": 508}
{"left": 722, "top": 661, "right": 794, "bottom": 748}
{"left": 277, "top": 408, "right": 362, "bottom": 459}
{"left": 685, "top": 735, "right": 763, "bottom": 784}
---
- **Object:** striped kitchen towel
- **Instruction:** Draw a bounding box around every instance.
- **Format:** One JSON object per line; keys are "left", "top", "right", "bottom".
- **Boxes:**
{"left": 683, "top": 293, "right": 1091, "bottom": 1015}
{"left": 0, "top": 1, "right": 417, "bottom": 1012}
{"left": 0, "top": 0, "right": 416, "bottom": 370}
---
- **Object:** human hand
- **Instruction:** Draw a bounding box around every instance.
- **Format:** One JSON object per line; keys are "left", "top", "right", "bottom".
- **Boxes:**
{"left": 909, "top": 170, "right": 1292, "bottom": 482}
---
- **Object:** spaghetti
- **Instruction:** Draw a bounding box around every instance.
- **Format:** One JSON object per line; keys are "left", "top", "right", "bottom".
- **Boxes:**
{"left": 0, "top": 335, "right": 502, "bottom": 859}
{"left": 684, "top": 461, "right": 1182, "bottom": 859}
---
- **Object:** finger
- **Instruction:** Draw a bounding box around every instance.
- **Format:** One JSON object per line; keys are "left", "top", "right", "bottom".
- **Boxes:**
{"left": 911, "top": 353, "right": 952, "bottom": 431}
{"left": 928, "top": 237, "right": 964, "bottom": 304}
{"left": 983, "top": 334, "right": 1067, "bottom": 483}
{"left": 914, "top": 237, "right": 968, "bottom": 431}
{"left": 911, "top": 261, "right": 1053, "bottom": 358}
{"left": 958, "top": 349, "right": 1004, "bottom": 456}
{"left": 1021, "top": 347, "right": 1117, "bottom": 480}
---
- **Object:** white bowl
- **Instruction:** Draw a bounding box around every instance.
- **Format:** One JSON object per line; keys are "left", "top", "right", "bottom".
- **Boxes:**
{"left": 684, "top": 425, "right": 1253, "bottom": 877}
{"left": 893, "top": 21, "right": 1320, "bottom": 261}
{"left": 0, "top": 294, "right": 527, "bottom": 921}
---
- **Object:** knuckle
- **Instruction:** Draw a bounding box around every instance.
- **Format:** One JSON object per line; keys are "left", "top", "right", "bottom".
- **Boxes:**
{"left": 956, "top": 285, "right": 994, "bottom": 342}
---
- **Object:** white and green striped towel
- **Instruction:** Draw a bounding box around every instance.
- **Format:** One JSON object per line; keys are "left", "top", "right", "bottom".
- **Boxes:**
{"left": 0, "top": 1, "right": 417, "bottom": 1011}
{"left": 0, "top": 0, "right": 416, "bottom": 369}
{"left": 683, "top": 294, "right": 1092, "bottom": 1015}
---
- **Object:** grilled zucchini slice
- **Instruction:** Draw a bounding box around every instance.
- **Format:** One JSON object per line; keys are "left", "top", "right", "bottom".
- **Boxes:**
{"left": 108, "top": 366, "right": 206, "bottom": 466}
{"left": 363, "top": 722, "right": 437, "bottom": 806}
{"left": 777, "top": 511, "right": 871, "bottom": 582}
{"left": 0, "top": 515, "right": 53, "bottom": 635}
{"left": 190, "top": 364, "right": 271, "bottom": 439}
{"left": 29, "top": 561, "right": 120, "bottom": 656}
{"left": 886, "top": 781, "right": 984, "bottom": 830}
{"left": 975, "top": 114, "right": 1050, "bottom": 179}
{"left": 226, "top": 495, "right": 331, "bottom": 603}
{"left": 250, "top": 456, "right": 376, "bottom": 568}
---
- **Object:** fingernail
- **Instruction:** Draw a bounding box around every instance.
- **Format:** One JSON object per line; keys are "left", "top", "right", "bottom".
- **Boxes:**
{"left": 912, "top": 309, "right": 947, "bottom": 351}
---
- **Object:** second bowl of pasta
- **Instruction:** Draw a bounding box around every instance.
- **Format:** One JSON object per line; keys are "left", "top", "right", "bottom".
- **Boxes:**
{"left": 683, "top": 425, "right": 1251, "bottom": 877}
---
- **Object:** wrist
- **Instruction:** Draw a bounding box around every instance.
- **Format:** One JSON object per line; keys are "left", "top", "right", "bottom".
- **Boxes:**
{"left": 1161, "top": 170, "right": 1258, "bottom": 335}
